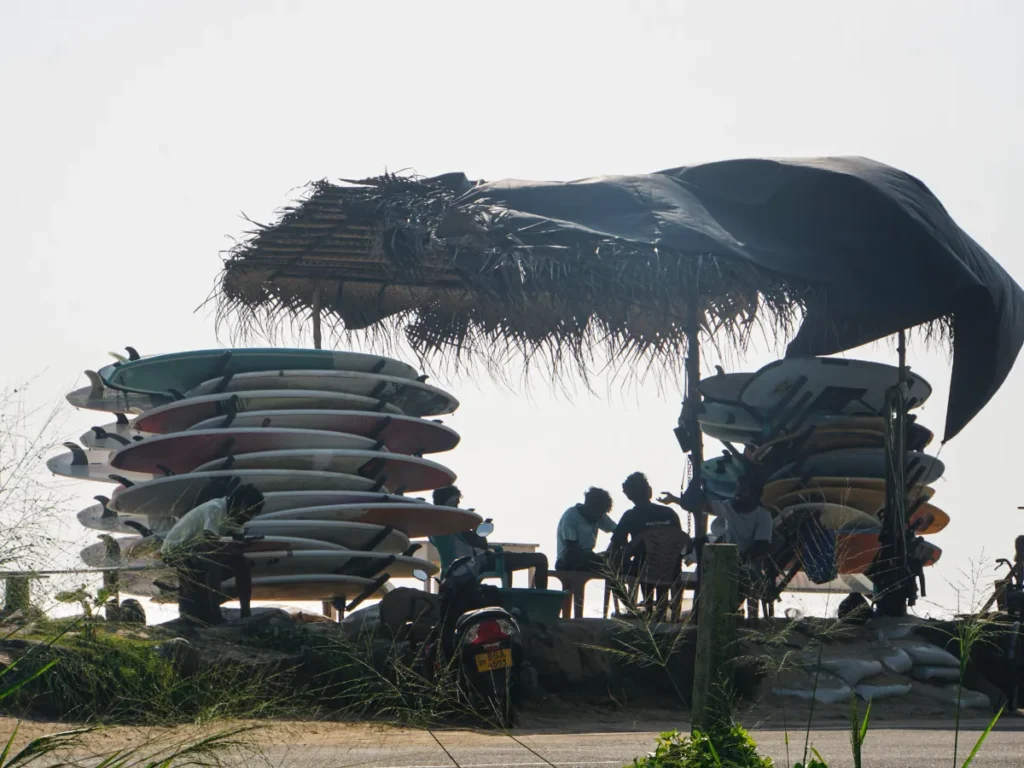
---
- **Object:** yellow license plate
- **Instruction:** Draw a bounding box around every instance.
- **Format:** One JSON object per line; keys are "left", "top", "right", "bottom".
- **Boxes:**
{"left": 474, "top": 648, "right": 512, "bottom": 672}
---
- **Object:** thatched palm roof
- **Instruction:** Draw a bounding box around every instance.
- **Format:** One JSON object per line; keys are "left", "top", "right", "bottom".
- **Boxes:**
{"left": 213, "top": 158, "right": 1024, "bottom": 441}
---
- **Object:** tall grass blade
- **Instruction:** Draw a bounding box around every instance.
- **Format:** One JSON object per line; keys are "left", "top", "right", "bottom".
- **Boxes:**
{"left": 959, "top": 706, "right": 1003, "bottom": 768}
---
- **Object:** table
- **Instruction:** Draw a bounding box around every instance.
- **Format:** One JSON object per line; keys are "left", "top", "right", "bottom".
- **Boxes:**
{"left": 412, "top": 540, "right": 542, "bottom": 591}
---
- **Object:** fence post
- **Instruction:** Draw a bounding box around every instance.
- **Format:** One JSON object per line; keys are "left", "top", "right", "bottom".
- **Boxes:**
{"left": 3, "top": 575, "right": 32, "bottom": 615}
{"left": 691, "top": 543, "right": 739, "bottom": 733}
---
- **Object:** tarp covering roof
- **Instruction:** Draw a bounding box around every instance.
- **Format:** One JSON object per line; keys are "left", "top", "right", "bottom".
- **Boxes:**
{"left": 216, "top": 157, "right": 1024, "bottom": 441}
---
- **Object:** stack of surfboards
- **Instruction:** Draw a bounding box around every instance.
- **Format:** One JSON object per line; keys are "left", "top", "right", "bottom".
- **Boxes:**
{"left": 693, "top": 357, "right": 947, "bottom": 595}
{"left": 51, "top": 347, "right": 483, "bottom": 606}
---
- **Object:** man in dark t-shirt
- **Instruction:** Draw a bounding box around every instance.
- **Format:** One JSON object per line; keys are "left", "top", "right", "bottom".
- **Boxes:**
{"left": 610, "top": 472, "right": 687, "bottom": 575}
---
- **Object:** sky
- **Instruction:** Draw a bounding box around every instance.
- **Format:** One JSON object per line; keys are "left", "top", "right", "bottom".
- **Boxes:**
{"left": 2, "top": 1, "right": 1023, "bottom": 620}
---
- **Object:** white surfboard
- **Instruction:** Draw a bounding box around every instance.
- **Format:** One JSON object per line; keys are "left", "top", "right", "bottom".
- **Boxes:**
{"left": 740, "top": 357, "right": 932, "bottom": 416}
{"left": 110, "top": 469, "right": 384, "bottom": 516}
{"left": 246, "top": 550, "right": 437, "bottom": 579}
{"left": 67, "top": 372, "right": 170, "bottom": 414}
{"left": 80, "top": 534, "right": 349, "bottom": 569}
{"left": 47, "top": 444, "right": 155, "bottom": 485}
{"left": 188, "top": 370, "right": 458, "bottom": 417}
{"left": 244, "top": 518, "right": 410, "bottom": 552}
{"left": 192, "top": 449, "right": 455, "bottom": 493}
{"left": 258, "top": 502, "right": 480, "bottom": 538}
{"left": 221, "top": 573, "right": 392, "bottom": 602}
{"left": 697, "top": 371, "right": 754, "bottom": 405}
{"left": 80, "top": 420, "right": 147, "bottom": 450}
{"left": 109, "top": 428, "right": 380, "bottom": 475}
{"left": 186, "top": 409, "right": 460, "bottom": 455}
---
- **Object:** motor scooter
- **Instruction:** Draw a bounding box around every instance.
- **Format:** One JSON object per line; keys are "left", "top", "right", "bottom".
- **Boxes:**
{"left": 409, "top": 522, "right": 523, "bottom": 726}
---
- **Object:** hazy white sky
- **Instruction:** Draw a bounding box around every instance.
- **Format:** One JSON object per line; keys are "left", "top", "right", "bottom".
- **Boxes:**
{"left": 3, "top": 1, "right": 1023, "bottom": 618}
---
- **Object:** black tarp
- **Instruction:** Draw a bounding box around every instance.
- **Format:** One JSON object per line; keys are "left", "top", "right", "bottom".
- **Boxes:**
{"left": 447, "top": 157, "right": 1024, "bottom": 441}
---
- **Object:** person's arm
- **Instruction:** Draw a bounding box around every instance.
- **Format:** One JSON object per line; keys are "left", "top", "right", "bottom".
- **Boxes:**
{"left": 608, "top": 511, "right": 631, "bottom": 551}
{"left": 598, "top": 513, "right": 617, "bottom": 534}
{"left": 659, "top": 477, "right": 706, "bottom": 514}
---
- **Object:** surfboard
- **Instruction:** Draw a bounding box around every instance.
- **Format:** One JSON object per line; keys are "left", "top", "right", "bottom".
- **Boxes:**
{"left": 80, "top": 420, "right": 146, "bottom": 451}
{"left": 245, "top": 550, "right": 438, "bottom": 579}
{"left": 110, "top": 469, "right": 383, "bottom": 516}
{"left": 785, "top": 573, "right": 874, "bottom": 595}
{"left": 186, "top": 410, "right": 460, "bottom": 455}
{"left": 98, "top": 348, "right": 419, "bottom": 396}
{"left": 188, "top": 370, "right": 458, "bottom": 418}
{"left": 46, "top": 445, "right": 155, "bottom": 485}
{"left": 220, "top": 574, "right": 392, "bottom": 602}
{"left": 752, "top": 429, "right": 885, "bottom": 463}
{"left": 770, "top": 449, "right": 944, "bottom": 485}
{"left": 133, "top": 390, "right": 402, "bottom": 434}
{"left": 80, "top": 534, "right": 350, "bottom": 569}
{"left": 769, "top": 487, "right": 949, "bottom": 535}
{"left": 699, "top": 402, "right": 762, "bottom": 434}
{"left": 67, "top": 373, "right": 170, "bottom": 414}
{"left": 257, "top": 503, "right": 481, "bottom": 538}
{"left": 775, "top": 502, "right": 881, "bottom": 532}
{"left": 739, "top": 357, "right": 932, "bottom": 416}
{"left": 244, "top": 518, "right": 410, "bottom": 552}
{"left": 108, "top": 428, "right": 379, "bottom": 475}
{"left": 258, "top": 490, "right": 430, "bottom": 515}
{"left": 761, "top": 477, "right": 936, "bottom": 505}
{"left": 192, "top": 449, "right": 455, "bottom": 493}
{"left": 697, "top": 371, "right": 753, "bottom": 404}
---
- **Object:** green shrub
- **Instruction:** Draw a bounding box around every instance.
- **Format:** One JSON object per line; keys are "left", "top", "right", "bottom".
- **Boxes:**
{"left": 630, "top": 726, "right": 774, "bottom": 768}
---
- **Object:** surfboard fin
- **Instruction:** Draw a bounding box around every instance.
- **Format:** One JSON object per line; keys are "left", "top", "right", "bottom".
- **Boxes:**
{"left": 415, "top": 374, "right": 428, "bottom": 383}
{"left": 403, "top": 543, "right": 422, "bottom": 557}
{"left": 92, "top": 427, "right": 131, "bottom": 446}
{"left": 108, "top": 351, "right": 128, "bottom": 364}
{"left": 63, "top": 442, "right": 88, "bottom": 466}
{"left": 116, "top": 412, "right": 130, "bottom": 426}
{"left": 155, "top": 464, "right": 174, "bottom": 477}
{"left": 108, "top": 474, "right": 134, "bottom": 487}
{"left": 98, "top": 534, "right": 121, "bottom": 559}
{"left": 85, "top": 370, "right": 105, "bottom": 396}
{"left": 122, "top": 520, "right": 153, "bottom": 537}
{"left": 94, "top": 495, "right": 117, "bottom": 519}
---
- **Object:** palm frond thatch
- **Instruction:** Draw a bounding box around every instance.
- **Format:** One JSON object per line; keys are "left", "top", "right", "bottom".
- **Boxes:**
{"left": 211, "top": 173, "right": 816, "bottom": 386}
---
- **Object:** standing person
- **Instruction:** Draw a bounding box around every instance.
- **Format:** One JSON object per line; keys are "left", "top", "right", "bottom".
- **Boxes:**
{"left": 555, "top": 487, "right": 616, "bottom": 573}
{"left": 432, "top": 486, "right": 549, "bottom": 589}
{"left": 160, "top": 484, "right": 264, "bottom": 625}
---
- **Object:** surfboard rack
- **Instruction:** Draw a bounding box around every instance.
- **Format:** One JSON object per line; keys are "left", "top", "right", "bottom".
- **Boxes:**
{"left": 355, "top": 525, "right": 395, "bottom": 553}
{"left": 346, "top": 573, "right": 390, "bottom": 612}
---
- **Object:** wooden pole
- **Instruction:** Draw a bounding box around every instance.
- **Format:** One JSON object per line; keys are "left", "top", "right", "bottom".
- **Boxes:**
{"left": 103, "top": 571, "right": 120, "bottom": 621}
{"left": 3, "top": 575, "right": 32, "bottom": 615}
{"left": 691, "top": 543, "right": 739, "bottom": 733}
{"left": 686, "top": 262, "right": 706, "bottom": 604}
{"left": 312, "top": 282, "right": 323, "bottom": 351}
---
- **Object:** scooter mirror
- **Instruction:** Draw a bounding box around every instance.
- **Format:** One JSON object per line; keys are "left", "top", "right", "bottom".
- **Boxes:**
{"left": 475, "top": 521, "right": 494, "bottom": 538}
{"left": 412, "top": 569, "right": 429, "bottom": 582}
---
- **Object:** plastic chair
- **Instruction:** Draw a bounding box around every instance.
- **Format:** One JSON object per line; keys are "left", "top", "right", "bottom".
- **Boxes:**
{"left": 429, "top": 535, "right": 510, "bottom": 587}
{"left": 618, "top": 528, "right": 690, "bottom": 621}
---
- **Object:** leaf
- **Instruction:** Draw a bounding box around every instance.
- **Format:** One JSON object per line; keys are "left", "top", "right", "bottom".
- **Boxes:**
{"left": 859, "top": 697, "right": 872, "bottom": 743}
{"left": 960, "top": 706, "right": 1003, "bottom": 768}
{"left": 4, "top": 728, "right": 93, "bottom": 767}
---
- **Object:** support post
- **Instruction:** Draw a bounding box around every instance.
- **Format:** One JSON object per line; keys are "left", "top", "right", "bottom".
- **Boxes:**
{"left": 3, "top": 575, "right": 32, "bottom": 615}
{"left": 875, "top": 329, "right": 912, "bottom": 616}
{"left": 311, "top": 282, "right": 323, "bottom": 351}
{"left": 103, "top": 571, "right": 120, "bottom": 621}
{"left": 691, "top": 544, "right": 739, "bottom": 733}
{"left": 685, "top": 263, "right": 706, "bottom": 604}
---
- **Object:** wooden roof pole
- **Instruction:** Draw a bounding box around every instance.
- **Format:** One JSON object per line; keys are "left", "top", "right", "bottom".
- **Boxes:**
{"left": 312, "top": 282, "right": 323, "bottom": 351}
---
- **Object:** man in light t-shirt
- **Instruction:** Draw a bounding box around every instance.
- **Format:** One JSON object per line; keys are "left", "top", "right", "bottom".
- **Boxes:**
{"left": 161, "top": 484, "right": 264, "bottom": 625}
{"left": 555, "top": 487, "right": 617, "bottom": 572}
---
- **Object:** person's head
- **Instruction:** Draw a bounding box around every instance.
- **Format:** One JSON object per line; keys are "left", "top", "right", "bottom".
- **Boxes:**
{"left": 580, "top": 487, "right": 613, "bottom": 523}
{"left": 433, "top": 486, "right": 462, "bottom": 508}
{"left": 735, "top": 474, "right": 762, "bottom": 505}
{"left": 227, "top": 484, "right": 265, "bottom": 523}
{"left": 622, "top": 472, "right": 652, "bottom": 504}
{"left": 1015, "top": 534, "right": 1024, "bottom": 562}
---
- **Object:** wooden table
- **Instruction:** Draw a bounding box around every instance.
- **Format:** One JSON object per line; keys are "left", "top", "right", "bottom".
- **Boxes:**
{"left": 412, "top": 540, "right": 542, "bottom": 590}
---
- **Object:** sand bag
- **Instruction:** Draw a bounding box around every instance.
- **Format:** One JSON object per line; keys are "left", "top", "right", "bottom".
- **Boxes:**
{"left": 816, "top": 658, "right": 884, "bottom": 686}
{"left": 773, "top": 670, "right": 853, "bottom": 704}
{"left": 893, "top": 640, "right": 960, "bottom": 668}
{"left": 911, "top": 665, "right": 961, "bottom": 682}
{"left": 882, "top": 647, "right": 913, "bottom": 674}
{"left": 855, "top": 678, "right": 912, "bottom": 700}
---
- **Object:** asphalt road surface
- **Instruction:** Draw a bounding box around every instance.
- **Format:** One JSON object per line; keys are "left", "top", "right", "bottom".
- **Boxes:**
{"left": 255, "top": 722, "right": 1024, "bottom": 767}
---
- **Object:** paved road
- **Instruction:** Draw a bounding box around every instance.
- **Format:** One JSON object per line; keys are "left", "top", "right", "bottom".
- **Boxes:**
{"left": 256, "top": 723, "right": 1024, "bottom": 767}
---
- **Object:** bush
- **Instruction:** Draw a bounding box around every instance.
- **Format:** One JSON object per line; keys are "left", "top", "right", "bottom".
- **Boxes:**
{"left": 630, "top": 726, "right": 774, "bottom": 768}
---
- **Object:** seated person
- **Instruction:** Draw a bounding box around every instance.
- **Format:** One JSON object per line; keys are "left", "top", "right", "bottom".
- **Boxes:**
{"left": 661, "top": 473, "right": 772, "bottom": 610}
{"left": 554, "top": 487, "right": 616, "bottom": 572}
{"left": 609, "top": 471, "right": 687, "bottom": 575}
{"left": 433, "top": 486, "right": 549, "bottom": 589}
{"left": 160, "top": 484, "right": 264, "bottom": 625}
